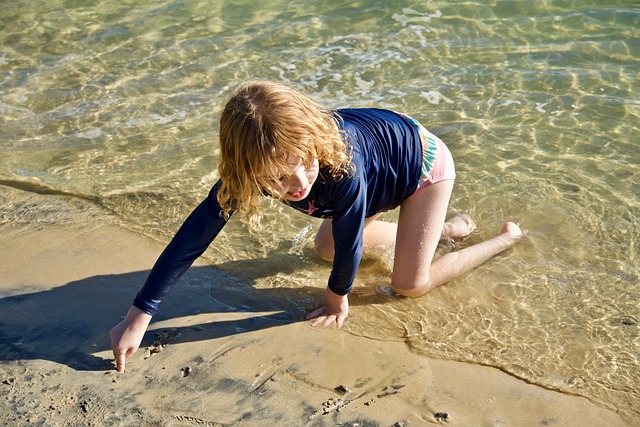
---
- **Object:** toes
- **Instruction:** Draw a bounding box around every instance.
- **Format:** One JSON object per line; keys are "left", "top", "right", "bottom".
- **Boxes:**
{"left": 501, "top": 222, "right": 526, "bottom": 239}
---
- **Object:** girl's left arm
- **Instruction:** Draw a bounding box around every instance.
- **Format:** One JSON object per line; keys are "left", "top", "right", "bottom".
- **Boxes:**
{"left": 306, "top": 174, "right": 367, "bottom": 328}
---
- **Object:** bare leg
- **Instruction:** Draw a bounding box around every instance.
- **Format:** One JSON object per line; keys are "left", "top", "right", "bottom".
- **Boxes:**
{"left": 391, "top": 181, "right": 525, "bottom": 297}
{"left": 425, "top": 222, "right": 523, "bottom": 291}
{"left": 314, "top": 213, "right": 394, "bottom": 261}
{"left": 314, "top": 181, "right": 524, "bottom": 297}
{"left": 314, "top": 210, "right": 477, "bottom": 261}
{"left": 391, "top": 180, "right": 454, "bottom": 295}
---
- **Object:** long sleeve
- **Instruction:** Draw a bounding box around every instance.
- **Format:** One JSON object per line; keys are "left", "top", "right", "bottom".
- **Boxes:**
{"left": 326, "top": 162, "right": 367, "bottom": 295}
{"left": 133, "top": 180, "right": 230, "bottom": 315}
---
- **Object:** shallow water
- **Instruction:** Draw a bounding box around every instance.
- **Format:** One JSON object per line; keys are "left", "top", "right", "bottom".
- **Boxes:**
{"left": 1, "top": 0, "right": 638, "bottom": 421}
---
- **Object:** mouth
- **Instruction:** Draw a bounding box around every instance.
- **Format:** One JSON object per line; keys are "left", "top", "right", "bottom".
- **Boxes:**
{"left": 287, "top": 186, "right": 309, "bottom": 199}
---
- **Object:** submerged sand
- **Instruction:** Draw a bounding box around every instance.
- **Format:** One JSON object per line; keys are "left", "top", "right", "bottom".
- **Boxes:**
{"left": 0, "top": 187, "right": 635, "bottom": 426}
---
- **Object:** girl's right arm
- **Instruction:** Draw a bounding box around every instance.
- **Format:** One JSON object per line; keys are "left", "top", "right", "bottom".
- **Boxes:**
{"left": 132, "top": 180, "right": 229, "bottom": 315}
{"left": 110, "top": 180, "right": 231, "bottom": 372}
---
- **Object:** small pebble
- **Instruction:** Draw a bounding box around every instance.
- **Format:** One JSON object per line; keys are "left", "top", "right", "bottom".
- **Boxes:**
{"left": 435, "top": 412, "right": 449, "bottom": 421}
{"left": 334, "top": 384, "right": 352, "bottom": 394}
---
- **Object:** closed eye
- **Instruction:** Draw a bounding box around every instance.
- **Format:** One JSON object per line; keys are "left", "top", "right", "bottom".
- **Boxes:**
{"left": 278, "top": 174, "right": 291, "bottom": 183}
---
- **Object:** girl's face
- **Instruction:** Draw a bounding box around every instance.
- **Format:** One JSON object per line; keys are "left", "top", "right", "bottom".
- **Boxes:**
{"left": 270, "top": 156, "right": 319, "bottom": 202}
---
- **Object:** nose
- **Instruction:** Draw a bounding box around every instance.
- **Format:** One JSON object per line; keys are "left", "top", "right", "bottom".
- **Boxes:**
{"left": 287, "top": 169, "right": 306, "bottom": 191}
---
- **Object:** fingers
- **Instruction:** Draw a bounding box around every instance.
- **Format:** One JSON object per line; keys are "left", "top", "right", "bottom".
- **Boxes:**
{"left": 310, "top": 314, "right": 335, "bottom": 328}
{"left": 112, "top": 345, "right": 138, "bottom": 373}
{"left": 305, "top": 308, "right": 325, "bottom": 320}
{"left": 114, "top": 350, "right": 126, "bottom": 373}
{"left": 110, "top": 327, "right": 127, "bottom": 373}
{"left": 306, "top": 309, "right": 347, "bottom": 329}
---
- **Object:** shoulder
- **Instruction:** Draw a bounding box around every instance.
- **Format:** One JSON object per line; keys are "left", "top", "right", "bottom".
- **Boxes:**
{"left": 335, "top": 108, "right": 399, "bottom": 120}
{"left": 335, "top": 108, "right": 411, "bottom": 129}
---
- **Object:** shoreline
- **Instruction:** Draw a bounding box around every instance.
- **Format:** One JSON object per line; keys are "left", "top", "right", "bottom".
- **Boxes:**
{"left": 0, "top": 188, "right": 635, "bottom": 426}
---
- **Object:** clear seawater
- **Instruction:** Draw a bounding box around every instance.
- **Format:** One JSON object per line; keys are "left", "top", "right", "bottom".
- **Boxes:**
{"left": 1, "top": 0, "right": 638, "bottom": 421}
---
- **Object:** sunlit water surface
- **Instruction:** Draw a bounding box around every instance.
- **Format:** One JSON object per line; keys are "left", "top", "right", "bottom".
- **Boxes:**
{"left": 1, "top": 0, "right": 638, "bottom": 421}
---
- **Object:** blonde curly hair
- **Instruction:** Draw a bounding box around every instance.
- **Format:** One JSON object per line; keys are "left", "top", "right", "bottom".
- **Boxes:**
{"left": 217, "top": 80, "right": 352, "bottom": 220}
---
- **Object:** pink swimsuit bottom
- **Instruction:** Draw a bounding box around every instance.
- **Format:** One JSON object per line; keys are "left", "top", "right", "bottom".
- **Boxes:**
{"left": 415, "top": 123, "right": 456, "bottom": 190}
{"left": 401, "top": 114, "right": 456, "bottom": 191}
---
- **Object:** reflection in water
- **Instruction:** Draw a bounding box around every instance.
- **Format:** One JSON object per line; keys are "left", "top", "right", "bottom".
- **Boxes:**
{"left": 1, "top": 0, "right": 638, "bottom": 420}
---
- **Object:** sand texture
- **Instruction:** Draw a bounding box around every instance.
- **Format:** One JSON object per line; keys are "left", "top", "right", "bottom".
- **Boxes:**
{"left": 0, "top": 189, "right": 635, "bottom": 426}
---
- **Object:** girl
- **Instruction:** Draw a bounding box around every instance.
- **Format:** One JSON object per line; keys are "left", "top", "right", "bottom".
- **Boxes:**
{"left": 110, "top": 80, "right": 525, "bottom": 372}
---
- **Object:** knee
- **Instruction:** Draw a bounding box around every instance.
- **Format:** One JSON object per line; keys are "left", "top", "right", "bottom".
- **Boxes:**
{"left": 391, "top": 280, "right": 433, "bottom": 298}
{"left": 314, "top": 233, "right": 334, "bottom": 262}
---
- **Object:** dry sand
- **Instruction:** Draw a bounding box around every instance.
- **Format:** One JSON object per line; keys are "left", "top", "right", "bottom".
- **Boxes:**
{"left": 0, "top": 188, "right": 635, "bottom": 426}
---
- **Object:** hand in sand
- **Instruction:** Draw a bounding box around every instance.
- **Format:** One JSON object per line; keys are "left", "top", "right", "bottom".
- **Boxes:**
{"left": 305, "top": 287, "right": 349, "bottom": 328}
{"left": 109, "top": 306, "right": 152, "bottom": 372}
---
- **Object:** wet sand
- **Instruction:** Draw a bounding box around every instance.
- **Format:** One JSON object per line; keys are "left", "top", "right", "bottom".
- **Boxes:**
{"left": 0, "top": 187, "right": 634, "bottom": 426}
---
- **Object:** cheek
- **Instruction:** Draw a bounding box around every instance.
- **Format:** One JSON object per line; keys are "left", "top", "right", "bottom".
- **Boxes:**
{"left": 274, "top": 183, "right": 287, "bottom": 196}
{"left": 308, "top": 167, "right": 319, "bottom": 184}
{"left": 307, "top": 161, "right": 320, "bottom": 183}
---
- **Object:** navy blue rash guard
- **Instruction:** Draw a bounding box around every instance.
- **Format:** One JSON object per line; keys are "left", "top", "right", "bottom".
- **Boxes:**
{"left": 133, "top": 108, "right": 423, "bottom": 316}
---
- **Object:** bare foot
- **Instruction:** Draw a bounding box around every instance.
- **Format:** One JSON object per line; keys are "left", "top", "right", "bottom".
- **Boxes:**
{"left": 500, "top": 222, "right": 527, "bottom": 240}
{"left": 443, "top": 214, "right": 477, "bottom": 241}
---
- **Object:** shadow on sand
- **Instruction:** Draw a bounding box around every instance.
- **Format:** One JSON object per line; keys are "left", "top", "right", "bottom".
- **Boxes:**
{"left": 0, "top": 253, "right": 326, "bottom": 372}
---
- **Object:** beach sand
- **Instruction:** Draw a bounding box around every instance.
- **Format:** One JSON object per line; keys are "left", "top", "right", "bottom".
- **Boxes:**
{"left": 0, "top": 187, "right": 635, "bottom": 426}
